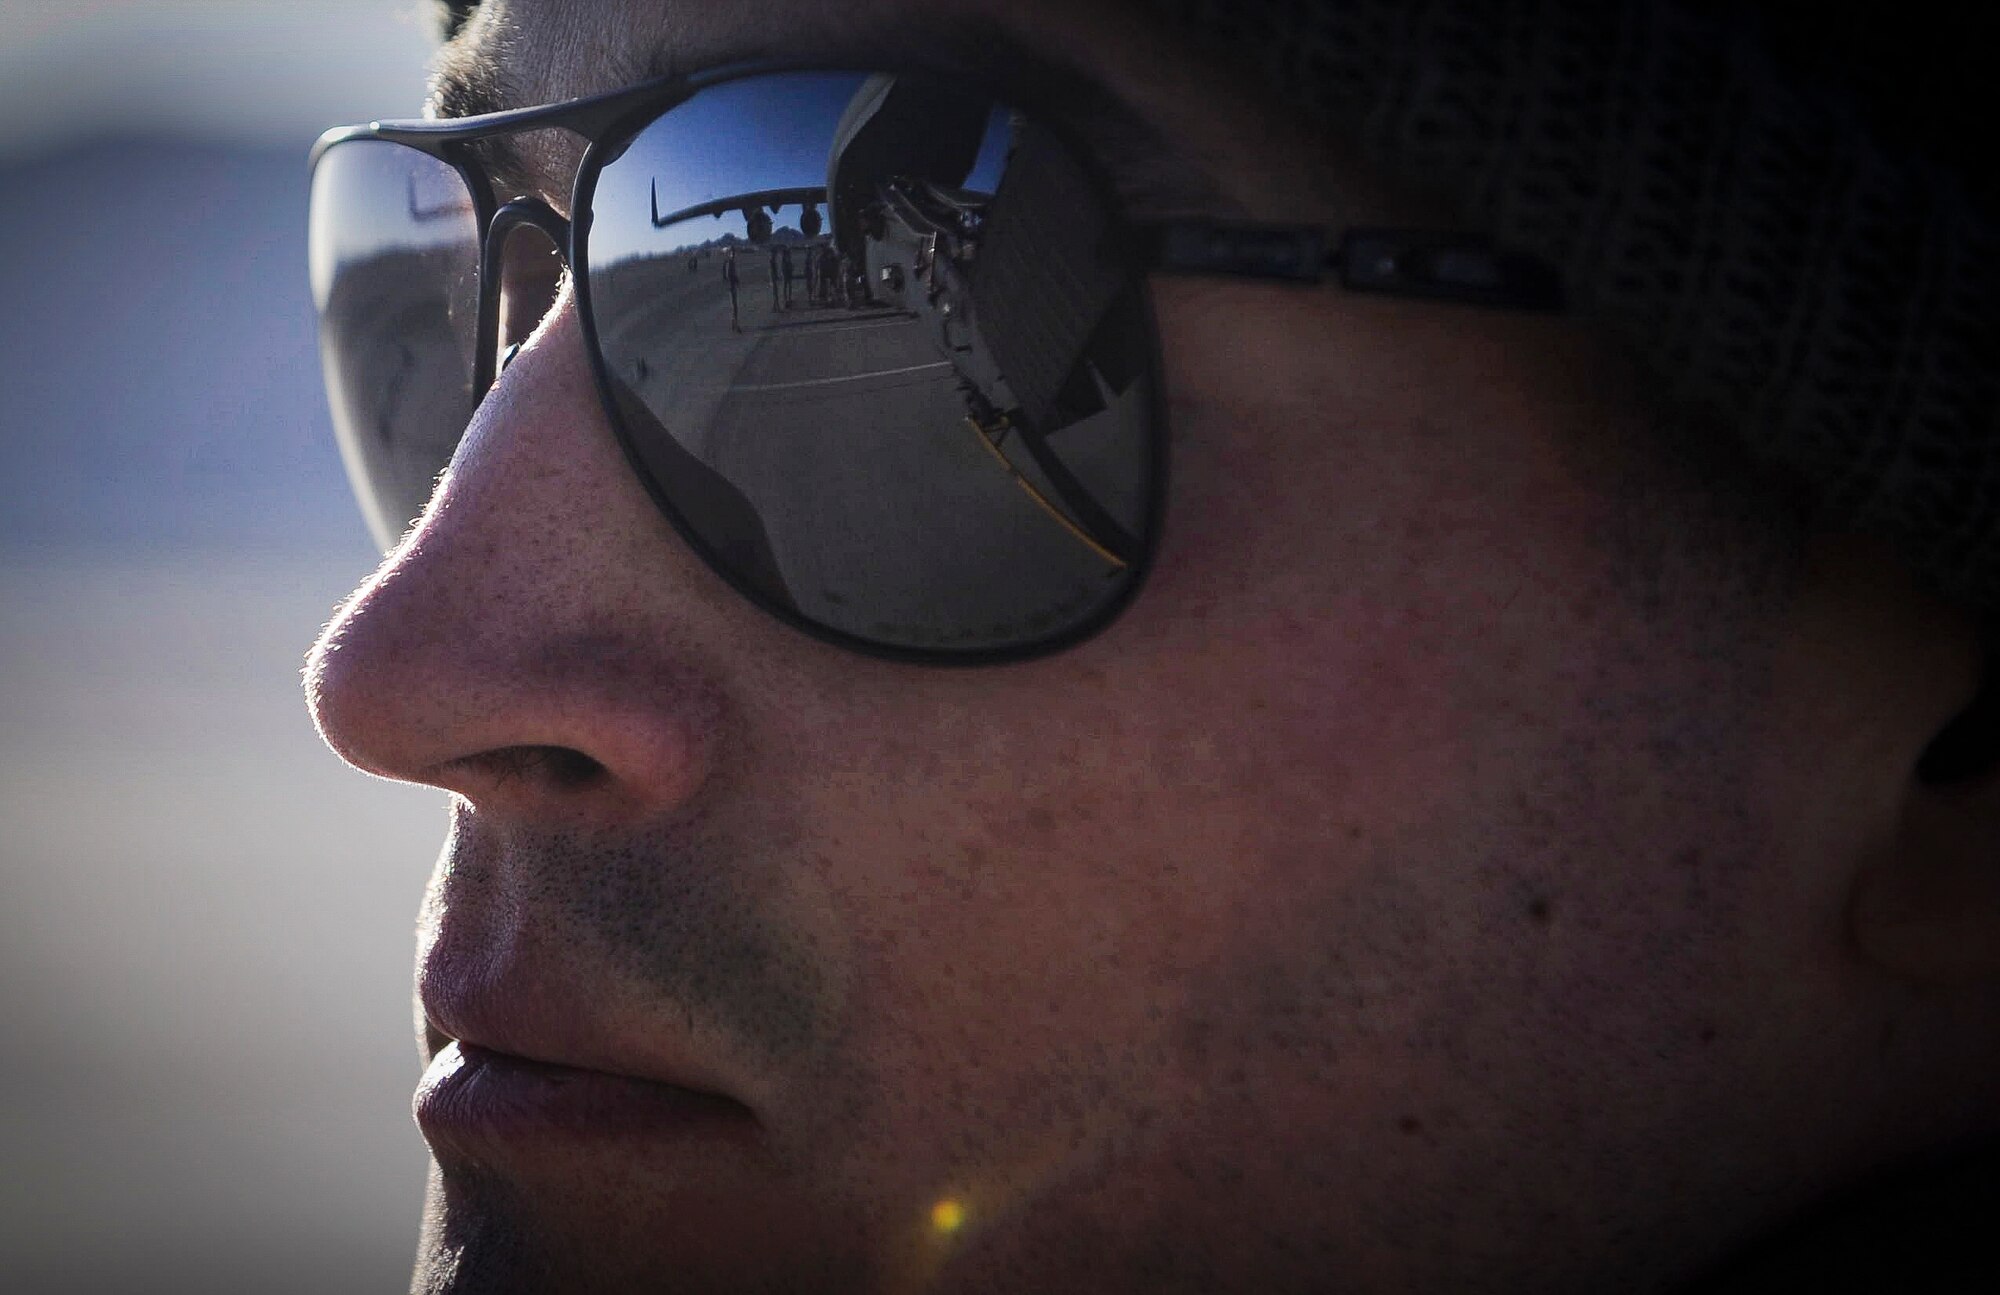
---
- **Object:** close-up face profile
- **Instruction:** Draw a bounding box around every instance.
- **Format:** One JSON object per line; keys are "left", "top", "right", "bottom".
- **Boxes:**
{"left": 302, "top": 0, "right": 2000, "bottom": 1291}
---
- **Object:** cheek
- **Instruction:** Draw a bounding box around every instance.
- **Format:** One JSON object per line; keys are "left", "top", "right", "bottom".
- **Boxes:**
{"left": 790, "top": 386, "right": 1604, "bottom": 1033}
{"left": 785, "top": 605, "right": 1487, "bottom": 1173}
{"left": 1132, "top": 386, "right": 1604, "bottom": 837}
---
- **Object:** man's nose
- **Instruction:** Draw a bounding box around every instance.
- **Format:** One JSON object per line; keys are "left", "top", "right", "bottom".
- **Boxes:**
{"left": 304, "top": 296, "right": 730, "bottom": 824}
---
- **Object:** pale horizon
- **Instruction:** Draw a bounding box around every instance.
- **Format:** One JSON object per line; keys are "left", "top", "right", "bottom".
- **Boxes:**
{"left": 0, "top": 0, "right": 437, "bottom": 162}
{"left": 1, "top": 7, "right": 450, "bottom": 1290}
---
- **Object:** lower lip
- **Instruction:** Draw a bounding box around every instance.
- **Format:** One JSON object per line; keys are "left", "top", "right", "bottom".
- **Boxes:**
{"left": 415, "top": 1041, "right": 752, "bottom": 1160}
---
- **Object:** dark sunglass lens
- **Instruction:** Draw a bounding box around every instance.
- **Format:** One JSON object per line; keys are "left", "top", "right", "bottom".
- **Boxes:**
{"left": 309, "top": 138, "right": 481, "bottom": 548}
{"left": 584, "top": 72, "right": 1156, "bottom": 656}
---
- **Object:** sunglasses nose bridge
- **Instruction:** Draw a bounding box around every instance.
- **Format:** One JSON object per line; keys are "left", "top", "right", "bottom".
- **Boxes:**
{"left": 473, "top": 197, "right": 574, "bottom": 392}
{"left": 485, "top": 197, "right": 573, "bottom": 272}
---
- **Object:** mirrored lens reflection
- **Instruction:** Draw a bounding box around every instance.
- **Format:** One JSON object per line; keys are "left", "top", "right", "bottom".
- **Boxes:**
{"left": 587, "top": 72, "right": 1155, "bottom": 653}
{"left": 310, "top": 139, "right": 481, "bottom": 548}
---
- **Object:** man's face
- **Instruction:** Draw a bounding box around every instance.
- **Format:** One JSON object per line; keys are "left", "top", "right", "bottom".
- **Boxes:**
{"left": 306, "top": 1, "right": 1975, "bottom": 1290}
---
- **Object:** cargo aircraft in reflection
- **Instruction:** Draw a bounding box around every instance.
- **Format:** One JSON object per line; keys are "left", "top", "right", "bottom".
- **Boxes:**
{"left": 641, "top": 74, "right": 1146, "bottom": 570}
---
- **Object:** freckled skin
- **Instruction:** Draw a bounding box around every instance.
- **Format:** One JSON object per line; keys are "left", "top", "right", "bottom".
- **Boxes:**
{"left": 305, "top": 1, "right": 2000, "bottom": 1291}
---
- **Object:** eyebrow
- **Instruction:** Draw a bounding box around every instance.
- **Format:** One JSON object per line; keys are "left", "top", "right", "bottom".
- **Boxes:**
{"left": 428, "top": 8, "right": 1237, "bottom": 218}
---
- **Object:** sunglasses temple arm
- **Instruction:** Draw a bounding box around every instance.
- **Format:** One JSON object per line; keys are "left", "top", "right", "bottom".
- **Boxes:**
{"left": 1131, "top": 220, "right": 1564, "bottom": 310}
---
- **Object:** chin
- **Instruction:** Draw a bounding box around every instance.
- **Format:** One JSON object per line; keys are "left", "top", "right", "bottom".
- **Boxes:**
{"left": 410, "top": 1159, "right": 879, "bottom": 1295}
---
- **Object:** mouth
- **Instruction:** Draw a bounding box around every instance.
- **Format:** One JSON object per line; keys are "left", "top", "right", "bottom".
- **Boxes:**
{"left": 415, "top": 1040, "right": 758, "bottom": 1164}
{"left": 415, "top": 922, "right": 769, "bottom": 1165}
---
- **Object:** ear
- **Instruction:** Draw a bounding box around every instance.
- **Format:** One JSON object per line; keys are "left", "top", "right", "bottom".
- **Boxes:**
{"left": 1850, "top": 637, "right": 2000, "bottom": 986}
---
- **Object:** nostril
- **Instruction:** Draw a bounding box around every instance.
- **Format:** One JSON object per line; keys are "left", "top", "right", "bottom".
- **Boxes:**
{"left": 461, "top": 744, "right": 608, "bottom": 791}
{"left": 542, "top": 747, "right": 607, "bottom": 789}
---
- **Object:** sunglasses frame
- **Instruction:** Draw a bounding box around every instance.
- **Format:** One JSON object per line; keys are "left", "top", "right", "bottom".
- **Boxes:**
{"left": 310, "top": 60, "right": 1563, "bottom": 665}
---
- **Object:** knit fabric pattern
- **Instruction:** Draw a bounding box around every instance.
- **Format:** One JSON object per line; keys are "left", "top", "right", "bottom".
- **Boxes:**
{"left": 1155, "top": 0, "right": 1999, "bottom": 611}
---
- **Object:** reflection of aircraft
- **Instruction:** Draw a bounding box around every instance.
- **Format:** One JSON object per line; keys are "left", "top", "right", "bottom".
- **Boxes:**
{"left": 407, "top": 172, "right": 470, "bottom": 222}
{"left": 643, "top": 78, "right": 1143, "bottom": 567}
{"left": 651, "top": 178, "right": 825, "bottom": 247}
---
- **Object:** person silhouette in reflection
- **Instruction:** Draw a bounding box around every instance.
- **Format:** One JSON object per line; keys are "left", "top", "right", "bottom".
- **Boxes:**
{"left": 780, "top": 244, "right": 796, "bottom": 309}
{"left": 720, "top": 245, "right": 741, "bottom": 333}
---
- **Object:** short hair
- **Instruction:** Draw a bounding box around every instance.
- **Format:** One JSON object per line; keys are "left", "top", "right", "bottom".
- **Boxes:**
{"left": 435, "top": 0, "right": 477, "bottom": 39}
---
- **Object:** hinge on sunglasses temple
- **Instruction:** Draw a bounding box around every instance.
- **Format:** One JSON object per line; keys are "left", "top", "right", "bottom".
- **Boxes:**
{"left": 1133, "top": 222, "right": 1566, "bottom": 311}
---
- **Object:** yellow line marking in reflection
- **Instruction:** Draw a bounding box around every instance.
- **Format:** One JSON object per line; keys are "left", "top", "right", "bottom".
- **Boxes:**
{"left": 732, "top": 361, "right": 950, "bottom": 393}
{"left": 966, "top": 418, "right": 1129, "bottom": 570}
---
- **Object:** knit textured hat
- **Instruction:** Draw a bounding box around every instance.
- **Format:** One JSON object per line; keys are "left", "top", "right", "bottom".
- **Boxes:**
{"left": 432, "top": 0, "right": 1997, "bottom": 609}
{"left": 1154, "top": 0, "right": 1998, "bottom": 611}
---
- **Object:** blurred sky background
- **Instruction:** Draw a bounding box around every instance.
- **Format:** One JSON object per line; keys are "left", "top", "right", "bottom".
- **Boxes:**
{"left": 1, "top": 4, "right": 453, "bottom": 1292}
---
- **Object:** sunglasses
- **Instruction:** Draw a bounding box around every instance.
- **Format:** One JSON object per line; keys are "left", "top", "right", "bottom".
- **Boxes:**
{"left": 309, "top": 63, "right": 1562, "bottom": 663}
